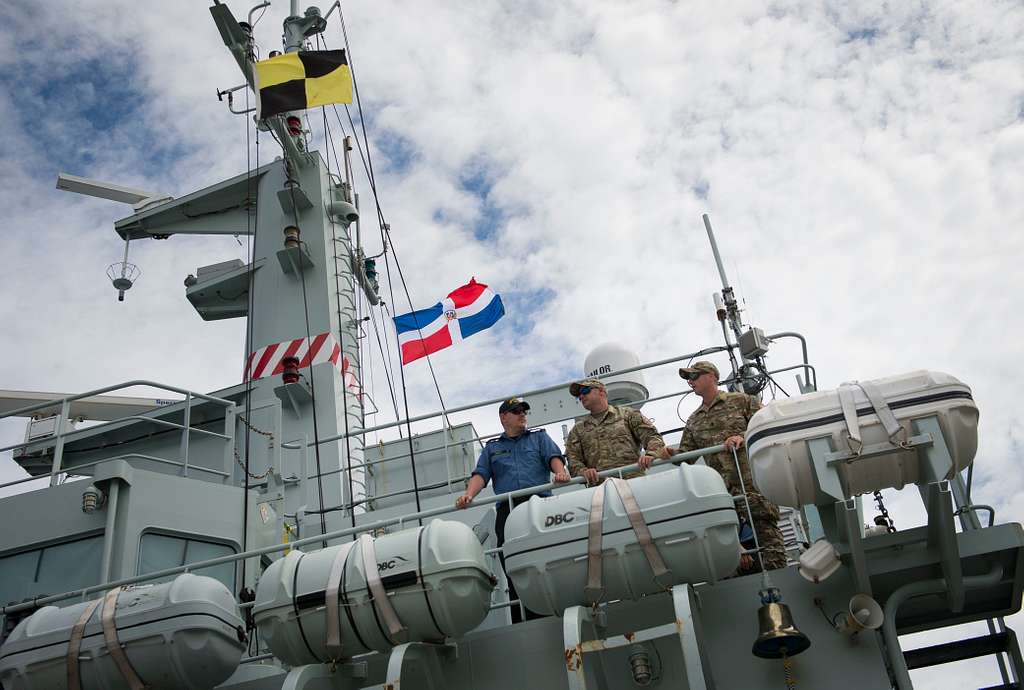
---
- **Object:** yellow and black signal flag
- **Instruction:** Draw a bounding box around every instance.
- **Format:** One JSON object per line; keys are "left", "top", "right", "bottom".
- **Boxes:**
{"left": 254, "top": 49, "right": 353, "bottom": 120}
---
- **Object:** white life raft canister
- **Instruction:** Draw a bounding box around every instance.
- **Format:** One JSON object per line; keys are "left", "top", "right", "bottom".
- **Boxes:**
{"left": 502, "top": 465, "right": 740, "bottom": 615}
{"left": 747, "top": 370, "right": 978, "bottom": 508}
{"left": 0, "top": 573, "right": 245, "bottom": 690}
{"left": 252, "top": 519, "right": 493, "bottom": 666}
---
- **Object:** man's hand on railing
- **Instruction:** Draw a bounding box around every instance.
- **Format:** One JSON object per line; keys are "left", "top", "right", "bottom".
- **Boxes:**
{"left": 724, "top": 435, "right": 745, "bottom": 450}
{"left": 455, "top": 493, "right": 473, "bottom": 509}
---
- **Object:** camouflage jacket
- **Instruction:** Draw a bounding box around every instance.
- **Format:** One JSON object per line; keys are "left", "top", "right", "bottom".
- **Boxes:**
{"left": 566, "top": 405, "right": 666, "bottom": 479}
{"left": 678, "top": 391, "right": 761, "bottom": 492}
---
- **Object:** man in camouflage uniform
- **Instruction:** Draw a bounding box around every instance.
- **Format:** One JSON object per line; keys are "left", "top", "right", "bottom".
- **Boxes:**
{"left": 566, "top": 378, "right": 666, "bottom": 486}
{"left": 659, "top": 361, "right": 787, "bottom": 572}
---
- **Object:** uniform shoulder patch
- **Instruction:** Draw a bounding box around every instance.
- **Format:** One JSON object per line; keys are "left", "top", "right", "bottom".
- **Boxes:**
{"left": 485, "top": 437, "right": 500, "bottom": 445}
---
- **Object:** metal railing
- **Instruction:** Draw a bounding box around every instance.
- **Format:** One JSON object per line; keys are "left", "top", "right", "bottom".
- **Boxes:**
{"left": 0, "top": 453, "right": 231, "bottom": 492}
{"left": 0, "top": 381, "right": 235, "bottom": 486}
{"left": 0, "top": 334, "right": 816, "bottom": 616}
{"left": 0, "top": 444, "right": 724, "bottom": 616}
{"left": 281, "top": 332, "right": 812, "bottom": 451}
{"left": 285, "top": 386, "right": 699, "bottom": 480}
{"left": 0, "top": 334, "right": 812, "bottom": 492}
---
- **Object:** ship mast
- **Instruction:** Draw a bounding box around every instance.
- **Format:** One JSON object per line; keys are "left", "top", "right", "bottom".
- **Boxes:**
{"left": 55, "top": 0, "right": 383, "bottom": 540}
{"left": 218, "top": 0, "right": 374, "bottom": 536}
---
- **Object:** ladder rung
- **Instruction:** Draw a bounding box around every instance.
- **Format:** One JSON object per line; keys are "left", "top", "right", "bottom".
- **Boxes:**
{"left": 904, "top": 632, "right": 1010, "bottom": 670}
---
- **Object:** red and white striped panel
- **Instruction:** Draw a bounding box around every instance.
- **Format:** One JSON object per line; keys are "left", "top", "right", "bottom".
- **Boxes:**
{"left": 244, "top": 332, "right": 358, "bottom": 393}
{"left": 339, "top": 353, "right": 360, "bottom": 394}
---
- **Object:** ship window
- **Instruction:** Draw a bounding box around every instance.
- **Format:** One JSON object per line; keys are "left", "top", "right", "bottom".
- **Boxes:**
{"left": 138, "top": 533, "right": 236, "bottom": 591}
{"left": 0, "top": 535, "right": 103, "bottom": 607}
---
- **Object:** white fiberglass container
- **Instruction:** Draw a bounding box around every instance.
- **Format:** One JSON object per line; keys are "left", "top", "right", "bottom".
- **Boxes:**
{"left": 0, "top": 574, "right": 245, "bottom": 690}
{"left": 503, "top": 466, "right": 739, "bottom": 615}
{"left": 253, "top": 520, "right": 493, "bottom": 665}
{"left": 747, "top": 370, "right": 978, "bottom": 508}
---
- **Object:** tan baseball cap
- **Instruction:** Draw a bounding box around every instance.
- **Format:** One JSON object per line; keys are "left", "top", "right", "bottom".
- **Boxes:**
{"left": 569, "top": 378, "right": 606, "bottom": 397}
{"left": 679, "top": 361, "right": 719, "bottom": 380}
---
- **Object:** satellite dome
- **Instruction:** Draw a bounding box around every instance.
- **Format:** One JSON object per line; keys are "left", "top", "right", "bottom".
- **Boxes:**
{"left": 583, "top": 343, "right": 649, "bottom": 407}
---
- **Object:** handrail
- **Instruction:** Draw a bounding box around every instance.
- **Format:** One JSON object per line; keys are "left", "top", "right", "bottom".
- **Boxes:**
{"left": 0, "top": 415, "right": 231, "bottom": 456}
{"left": 291, "top": 386, "right": 698, "bottom": 476}
{"left": 0, "top": 380, "right": 233, "bottom": 420}
{"left": 882, "top": 563, "right": 1004, "bottom": 690}
{"left": 314, "top": 346, "right": 735, "bottom": 443}
{"left": 1, "top": 338, "right": 810, "bottom": 476}
{"left": 0, "top": 381, "right": 235, "bottom": 488}
{"left": 0, "top": 453, "right": 230, "bottom": 491}
{"left": 0, "top": 444, "right": 724, "bottom": 615}
{"left": 293, "top": 332, "right": 811, "bottom": 446}
{"left": 766, "top": 332, "right": 816, "bottom": 389}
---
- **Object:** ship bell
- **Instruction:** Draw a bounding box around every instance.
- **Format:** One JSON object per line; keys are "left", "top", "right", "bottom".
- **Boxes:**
{"left": 752, "top": 601, "right": 811, "bottom": 659}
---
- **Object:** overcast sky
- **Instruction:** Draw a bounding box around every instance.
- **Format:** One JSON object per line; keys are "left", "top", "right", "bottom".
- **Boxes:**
{"left": 1, "top": 0, "right": 1022, "bottom": 685}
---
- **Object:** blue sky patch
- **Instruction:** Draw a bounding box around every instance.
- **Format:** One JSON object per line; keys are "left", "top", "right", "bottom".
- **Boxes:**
{"left": 846, "top": 27, "right": 880, "bottom": 43}
{"left": 501, "top": 287, "right": 556, "bottom": 339}
{"left": 37, "top": 61, "right": 143, "bottom": 133}
{"left": 5, "top": 43, "right": 180, "bottom": 182}
{"left": 376, "top": 130, "right": 417, "bottom": 174}
{"left": 459, "top": 167, "right": 506, "bottom": 242}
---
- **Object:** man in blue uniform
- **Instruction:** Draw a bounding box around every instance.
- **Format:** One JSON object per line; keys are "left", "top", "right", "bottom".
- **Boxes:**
{"left": 456, "top": 397, "right": 570, "bottom": 622}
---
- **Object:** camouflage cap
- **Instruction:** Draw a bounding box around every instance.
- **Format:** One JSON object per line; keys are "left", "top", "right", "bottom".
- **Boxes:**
{"left": 679, "top": 361, "right": 719, "bottom": 380}
{"left": 498, "top": 397, "right": 530, "bottom": 414}
{"left": 569, "top": 378, "right": 606, "bottom": 397}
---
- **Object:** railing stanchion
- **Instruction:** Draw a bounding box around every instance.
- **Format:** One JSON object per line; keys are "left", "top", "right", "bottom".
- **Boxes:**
{"left": 180, "top": 393, "right": 193, "bottom": 477}
{"left": 48, "top": 399, "right": 71, "bottom": 487}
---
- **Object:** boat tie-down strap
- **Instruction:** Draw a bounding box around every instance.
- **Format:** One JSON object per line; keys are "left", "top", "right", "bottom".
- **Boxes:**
{"left": 838, "top": 381, "right": 905, "bottom": 453}
{"left": 66, "top": 598, "right": 103, "bottom": 690}
{"left": 584, "top": 481, "right": 607, "bottom": 603}
{"left": 324, "top": 540, "right": 357, "bottom": 660}
{"left": 585, "top": 478, "right": 671, "bottom": 604}
{"left": 100, "top": 587, "right": 149, "bottom": 690}
{"left": 359, "top": 533, "right": 407, "bottom": 643}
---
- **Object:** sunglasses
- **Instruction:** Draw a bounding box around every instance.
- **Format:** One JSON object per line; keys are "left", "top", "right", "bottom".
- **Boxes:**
{"left": 577, "top": 386, "right": 593, "bottom": 397}
{"left": 682, "top": 371, "right": 707, "bottom": 381}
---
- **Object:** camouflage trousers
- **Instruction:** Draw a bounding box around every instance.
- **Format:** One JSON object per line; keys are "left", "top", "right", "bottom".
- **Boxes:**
{"left": 736, "top": 490, "right": 788, "bottom": 572}
{"left": 708, "top": 451, "right": 788, "bottom": 572}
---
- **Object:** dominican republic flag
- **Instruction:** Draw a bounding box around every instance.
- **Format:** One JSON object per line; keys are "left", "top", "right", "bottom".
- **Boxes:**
{"left": 393, "top": 278, "right": 505, "bottom": 365}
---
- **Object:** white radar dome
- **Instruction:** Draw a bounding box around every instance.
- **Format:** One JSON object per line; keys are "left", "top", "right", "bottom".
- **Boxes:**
{"left": 583, "top": 343, "right": 649, "bottom": 407}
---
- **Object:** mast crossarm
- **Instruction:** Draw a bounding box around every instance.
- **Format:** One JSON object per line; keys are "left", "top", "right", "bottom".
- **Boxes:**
{"left": 113, "top": 163, "right": 274, "bottom": 239}
{"left": 209, "top": 1, "right": 310, "bottom": 169}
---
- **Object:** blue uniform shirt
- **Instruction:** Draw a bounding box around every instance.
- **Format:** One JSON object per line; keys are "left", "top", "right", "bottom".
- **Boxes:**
{"left": 471, "top": 428, "right": 564, "bottom": 497}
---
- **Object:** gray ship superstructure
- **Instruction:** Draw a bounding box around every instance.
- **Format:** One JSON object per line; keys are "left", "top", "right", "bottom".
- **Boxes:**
{"left": 0, "top": 3, "right": 1021, "bottom": 689}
